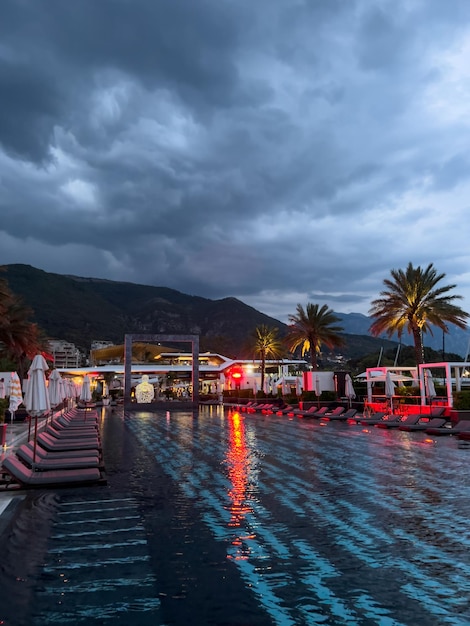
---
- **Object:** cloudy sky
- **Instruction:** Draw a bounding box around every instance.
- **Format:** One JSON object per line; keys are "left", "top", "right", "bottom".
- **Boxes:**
{"left": 1, "top": 0, "right": 470, "bottom": 323}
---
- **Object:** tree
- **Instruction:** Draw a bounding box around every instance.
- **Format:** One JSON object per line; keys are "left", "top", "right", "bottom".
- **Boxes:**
{"left": 286, "top": 303, "right": 345, "bottom": 369}
{"left": 0, "top": 274, "right": 45, "bottom": 379}
{"left": 252, "top": 325, "right": 284, "bottom": 394}
{"left": 369, "top": 262, "right": 469, "bottom": 365}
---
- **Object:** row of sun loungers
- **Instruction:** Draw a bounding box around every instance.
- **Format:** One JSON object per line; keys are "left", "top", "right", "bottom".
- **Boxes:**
{"left": 240, "top": 403, "right": 358, "bottom": 421}
{"left": 238, "top": 402, "right": 470, "bottom": 438}
{"left": 0, "top": 408, "right": 106, "bottom": 490}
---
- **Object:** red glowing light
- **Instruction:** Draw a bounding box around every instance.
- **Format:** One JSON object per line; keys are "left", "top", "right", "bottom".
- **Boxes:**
{"left": 230, "top": 366, "right": 243, "bottom": 380}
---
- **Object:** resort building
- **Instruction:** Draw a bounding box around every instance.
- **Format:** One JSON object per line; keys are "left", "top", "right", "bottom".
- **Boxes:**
{"left": 59, "top": 347, "right": 310, "bottom": 401}
{"left": 48, "top": 340, "right": 83, "bottom": 369}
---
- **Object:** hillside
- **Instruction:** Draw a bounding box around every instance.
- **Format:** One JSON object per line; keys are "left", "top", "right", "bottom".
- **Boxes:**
{"left": 3, "top": 263, "right": 467, "bottom": 359}
{"left": 2, "top": 265, "right": 287, "bottom": 356}
{"left": 335, "top": 312, "right": 470, "bottom": 358}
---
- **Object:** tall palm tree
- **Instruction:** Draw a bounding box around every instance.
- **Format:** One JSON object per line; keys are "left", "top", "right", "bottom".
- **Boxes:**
{"left": 287, "top": 303, "right": 345, "bottom": 369}
{"left": 369, "top": 262, "right": 469, "bottom": 365}
{"left": 252, "top": 325, "right": 284, "bottom": 395}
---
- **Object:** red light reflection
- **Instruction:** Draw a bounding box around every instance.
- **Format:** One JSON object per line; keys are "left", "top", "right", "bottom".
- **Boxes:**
{"left": 225, "top": 411, "right": 254, "bottom": 560}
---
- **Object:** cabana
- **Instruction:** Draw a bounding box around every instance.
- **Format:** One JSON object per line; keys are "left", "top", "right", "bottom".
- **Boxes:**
{"left": 418, "top": 361, "right": 470, "bottom": 408}
{"left": 362, "top": 367, "right": 417, "bottom": 407}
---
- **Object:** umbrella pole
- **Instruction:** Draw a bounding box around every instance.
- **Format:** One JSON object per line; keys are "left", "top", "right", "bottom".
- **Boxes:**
{"left": 33, "top": 415, "right": 38, "bottom": 463}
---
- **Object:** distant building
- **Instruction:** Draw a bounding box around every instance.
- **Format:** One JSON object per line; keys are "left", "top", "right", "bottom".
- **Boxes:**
{"left": 91, "top": 340, "right": 115, "bottom": 352}
{"left": 48, "top": 340, "right": 83, "bottom": 368}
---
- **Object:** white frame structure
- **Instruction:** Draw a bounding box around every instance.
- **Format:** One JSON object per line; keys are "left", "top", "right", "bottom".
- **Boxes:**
{"left": 124, "top": 333, "right": 200, "bottom": 406}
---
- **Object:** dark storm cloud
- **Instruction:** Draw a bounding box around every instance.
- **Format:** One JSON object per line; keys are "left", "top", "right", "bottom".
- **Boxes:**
{"left": 1, "top": 0, "right": 470, "bottom": 323}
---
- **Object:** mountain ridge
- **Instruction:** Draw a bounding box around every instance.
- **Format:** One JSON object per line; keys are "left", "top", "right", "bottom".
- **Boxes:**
{"left": 2, "top": 264, "right": 469, "bottom": 358}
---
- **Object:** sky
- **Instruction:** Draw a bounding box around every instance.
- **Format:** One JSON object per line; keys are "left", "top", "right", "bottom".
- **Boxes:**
{"left": 1, "top": 0, "right": 470, "bottom": 325}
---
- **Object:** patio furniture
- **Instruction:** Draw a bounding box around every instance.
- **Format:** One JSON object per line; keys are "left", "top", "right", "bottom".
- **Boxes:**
{"left": 322, "top": 407, "right": 345, "bottom": 418}
{"left": 292, "top": 406, "right": 319, "bottom": 417}
{"left": 357, "top": 412, "right": 386, "bottom": 425}
{"left": 324, "top": 408, "right": 357, "bottom": 421}
{"left": 37, "top": 432, "right": 100, "bottom": 452}
{"left": 398, "top": 417, "right": 447, "bottom": 432}
{"left": 425, "top": 420, "right": 470, "bottom": 436}
{"left": 16, "top": 444, "right": 100, "bottom": 470}
{"left": 302, "top": 406, "right": 329, "bottom": 419}
{"left": 378, "top": 414, "right": 421, "bottom": 429}
{"left": 1, "top": 455, "right": 103, "bottom": 489}
{"left": 23, "top": 441, "right": 101, "bottom": 460}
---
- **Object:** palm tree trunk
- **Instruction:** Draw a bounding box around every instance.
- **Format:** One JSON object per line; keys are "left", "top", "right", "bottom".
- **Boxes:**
{"left": 310, "top": 350, "right": 318, "bottom": 369}
{"left": 412, "top": 326, "right": 424, "bottom": 365}
{"left": 260, "top": 351, "right": 266, "bottom": 398}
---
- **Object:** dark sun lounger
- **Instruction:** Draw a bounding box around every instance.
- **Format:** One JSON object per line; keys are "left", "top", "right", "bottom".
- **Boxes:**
{"left": 16, "top": 444, "right": 100, "bottom": 470}
{"left": 1, "top": 456, "right": 102, "bottom": 489}
{"left": 377, "top": 414, "right": 421, "bottom": 429}
{"left": 37, "top": 433, "right": 100, "bottom": 452}
{"left": 398, "top": 417, "right": 447, "bottom": 432}
{"left": 24, "top": 441, "right": 99, "bottom": 460}
{"left": 426, "top": 420, "right": 470, "bottom": 436}
{"left": 325, "top": 408, "right": 357, "bottom": 421}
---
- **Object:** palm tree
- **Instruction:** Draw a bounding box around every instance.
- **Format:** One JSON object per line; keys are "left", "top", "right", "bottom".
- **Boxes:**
{"left": 369, "top": 262, "right": 469, "bottom": 365}
{"left": 252, "top": 325, "right": 284, "bottom": 395}
{"left": 286, "top": 303, "right": 345, "bottom": 369}
{"left": 0, "top": 276, "right": 44, "bottom": 378}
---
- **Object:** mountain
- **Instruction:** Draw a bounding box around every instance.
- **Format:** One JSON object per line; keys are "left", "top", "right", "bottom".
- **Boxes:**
{"left": 2, "top": 264, "right": 469, "bottom": 359}
{"left": 2, "top": 264, "right": 286, "bottom": 357}
{"left": 336, "top": 312, "right": 470, "bottom": 358}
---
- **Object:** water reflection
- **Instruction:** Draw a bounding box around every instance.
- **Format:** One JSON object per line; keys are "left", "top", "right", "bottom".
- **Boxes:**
{"left": 225, "top": 411, "right": 255, "bottom": 560}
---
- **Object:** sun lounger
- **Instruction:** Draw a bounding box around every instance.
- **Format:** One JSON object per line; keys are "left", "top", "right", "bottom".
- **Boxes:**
{"left": 378, "top": 414, "right": 421, "bottom": 429}
{"left": 275, "top": 405, "right": 295, "bottom": 415}
{"left": 44, "top": 432, "right": 100, "bottom": 447}
{"left": 325, "top": 408, "right": 357, "bottom": 421}
{"left": 245, "top": 403, "right": 270, "bottom": 413}
{"left": 372, "top": 414, "right": 403, "bottom": 428}
{"left": 321, "top": 407, "right": 345, "bottom": 419}
{"left": 57, "top": 415, "right": 98, "bottom": 426}
{"left": 46, "top": 425, "right": 99, "bottom": 440}
{"left": 1, "top": 456, "right": 102, "bottom": 489}
{"left": 16, "top": 445, "right": 100, "bottom": 470}
{"left": 426, "top": 420, "right": 470, "bottom": 436}
{"left": 37, "top": 433, "right": 100, "bottom": 452}
{"left": 241, "top": 402, "right": 256, "bottom": 411}
{"left": 417, "top": 407, "right": 446, "bottom": 419}
{"left": 260, "top": 404, "right": 278, "bottom": 412}
{"left": 291, "top": 406, "right": 318, "bottom": 417}
{"left": 398, "top": 417, "right": 447, "bottom": 432}
{"left": 24, "top": 441, "right": 101, "bottom": 460}
{"left": 297, "top": 406, "right": 329, "bottom": 419}
{"left": 357, "top": 412, "right": 386, "bottom": 425}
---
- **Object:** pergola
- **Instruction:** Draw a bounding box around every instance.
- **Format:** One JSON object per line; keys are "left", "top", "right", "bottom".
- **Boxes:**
{"left": 124, "top": 334, "right": 200, "bottom": 406}
{"left": 418, "top": 361, "right": 470, "bottom": 408}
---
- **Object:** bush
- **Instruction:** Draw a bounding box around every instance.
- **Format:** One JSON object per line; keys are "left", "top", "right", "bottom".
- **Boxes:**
{"left": 0, "top": 398, "right": 8, "bottom": 423}
{"left": 302, "top": 391, "right": 319, "bottom": 402}
{"left": 395, "top": 385, "right": 420, "bottom": 397}
{"left": 285, "top": 394, "right": 299, "bottom": 405}
{"left": 453, "top": 391, "right": 470, "bottom": 410}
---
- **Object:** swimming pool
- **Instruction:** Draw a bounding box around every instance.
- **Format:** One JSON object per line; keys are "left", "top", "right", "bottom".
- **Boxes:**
{"left": 1, "top": 405, "right": 470, "bottom": 625}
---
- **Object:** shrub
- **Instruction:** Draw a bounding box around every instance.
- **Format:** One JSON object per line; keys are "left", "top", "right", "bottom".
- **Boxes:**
{"left": 395, "top": 385, "right": 420, "bottom": 397}
{"left": 0, "top": 398, "right": 8, "bottom": 423}
{"left": 285, "top": 394, "right": 299, "bottom": 405}
{"left": 453, "top": 391, "right": 470, "bottom": 410}
{"left": 302, "top": 391, "right": 319, "bottom": 402}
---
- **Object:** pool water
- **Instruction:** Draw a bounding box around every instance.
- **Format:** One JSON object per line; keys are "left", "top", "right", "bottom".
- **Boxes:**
{"left": 1, "top": 406, "right": 470, "bottom": 625}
